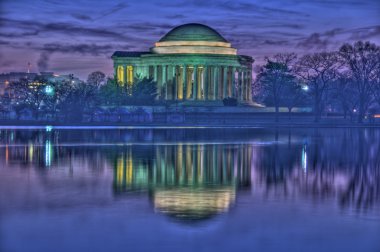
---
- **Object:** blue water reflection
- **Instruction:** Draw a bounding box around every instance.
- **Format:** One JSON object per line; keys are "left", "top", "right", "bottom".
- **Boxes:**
{"left": 0, "top": 128, "right": 379, "bottom": 252}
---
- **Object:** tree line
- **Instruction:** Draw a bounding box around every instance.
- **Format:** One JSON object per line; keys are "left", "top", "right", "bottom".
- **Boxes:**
{"left": 0, "top": 40, "right": 379, "bottom": 123}
{"left": 255, "top": 41, "right": 380, "bottom": 122}
{"left": 0, "top": 71, "right": 157, "bottom": 121}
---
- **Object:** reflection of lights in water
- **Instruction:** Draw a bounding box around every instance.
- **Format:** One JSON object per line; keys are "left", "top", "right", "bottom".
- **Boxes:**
{"left": 5, "top": 144, "right": 8, "bottom": 164}
{"left": 45, "top": 140, "right": 52, "bottom": 167}
{"left": 302, "top": 143, "right": 307, "bottom": 172}
{"left": 115, "top": 152, "right": 134, "bottom": 187}
{"left": 154, "top": 187, "right": 235, "bottom": 220}
{"left": 116, "top": 157, "right": 124, "bottom": 184}
{"left": 126, "top": 156, "right": 133, "bottom": 184}
{"left": 28, "top": 143, "right": 34, "bottom": 162}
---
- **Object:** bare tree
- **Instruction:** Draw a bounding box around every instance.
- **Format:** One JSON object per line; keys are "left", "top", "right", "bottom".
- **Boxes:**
{"left": 373, "top": 66, "right": 380, "bottom": 110}
{"left": 295, "top": 52, "right": 341, "bottom": 122}
{"left": 251, "top": 76, "right": 265, "bottom": 104}
{"left": 256, "top": 53, "right": 297, "bottom": 121}
{"left": 87, "top": 71, "right": 106, "bottom": 88}
{"left": 330, "top": 72, "right": 357, "bottom": 120}
{"left": 339, "top": 41, "right": 380, "bottom": 123}
{"left": 282, "top": 81, "right": 308, "bottom": 116}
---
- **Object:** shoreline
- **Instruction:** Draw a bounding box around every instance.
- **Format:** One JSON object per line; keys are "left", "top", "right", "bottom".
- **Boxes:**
{"left": 1, "top": 121, "right": 380, "bottom": 129}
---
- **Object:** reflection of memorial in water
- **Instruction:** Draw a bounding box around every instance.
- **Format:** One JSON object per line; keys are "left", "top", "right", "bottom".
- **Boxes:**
{"left": 1, "top": 128, "right": 379, "bottom": 213}
{"left": 114, "top": 144, "right": 252, "bottom": 220}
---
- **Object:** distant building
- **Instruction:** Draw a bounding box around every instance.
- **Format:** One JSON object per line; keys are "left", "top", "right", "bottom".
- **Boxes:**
{"left": 0, "top": 72, "right": 38, "bottom": 95}
{"left": 0, "top": 72, "right": 83, "bottom": 95}
{"left": 112, "top": 23, "right": 254, "bottom": 104}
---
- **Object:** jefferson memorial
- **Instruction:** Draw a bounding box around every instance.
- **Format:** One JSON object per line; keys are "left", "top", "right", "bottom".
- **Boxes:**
{"left": 112, "top": 23, "right": 253, "bottom": 103}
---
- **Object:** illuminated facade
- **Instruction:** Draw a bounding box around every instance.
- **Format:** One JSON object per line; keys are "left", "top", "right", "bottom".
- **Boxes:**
{"left": 112, "top": 23, "right": 254, "bottom": 103}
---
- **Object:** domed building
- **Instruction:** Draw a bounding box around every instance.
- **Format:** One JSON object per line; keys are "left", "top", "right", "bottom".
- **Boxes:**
{"left": 112, "top": 23, "right": 253, "bottom": 103}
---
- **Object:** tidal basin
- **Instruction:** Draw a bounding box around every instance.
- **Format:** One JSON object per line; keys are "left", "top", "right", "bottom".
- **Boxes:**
{"left": 0, "top": 127, "right": 379, "bottom": 252}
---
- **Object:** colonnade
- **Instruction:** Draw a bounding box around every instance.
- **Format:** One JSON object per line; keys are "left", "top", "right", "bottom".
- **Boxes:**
{"left": 116, "top": 64, "right": 252, "bottom": 102}
{"left": 155, "top": 65, "right": 252, "bottom": 101}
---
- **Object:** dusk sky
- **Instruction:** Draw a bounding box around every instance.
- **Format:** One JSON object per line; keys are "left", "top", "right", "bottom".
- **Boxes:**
{"left": 0, "top": 0, "right": 379, "bottom": 79}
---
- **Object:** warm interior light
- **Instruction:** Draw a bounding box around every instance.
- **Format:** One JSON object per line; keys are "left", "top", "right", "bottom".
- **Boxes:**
{"left": 117, "top": 65, "right": 124, "bottom": 85}
{"left": 127, "top": 65, "right": 134, "bottom": 84}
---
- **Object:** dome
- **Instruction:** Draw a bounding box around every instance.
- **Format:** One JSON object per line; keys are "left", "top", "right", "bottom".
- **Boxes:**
{"left": 152, "top": 23, "right": 236, "bottom": 55}
{"left": 159, "top": 23, "right": 228, "bottom": 42}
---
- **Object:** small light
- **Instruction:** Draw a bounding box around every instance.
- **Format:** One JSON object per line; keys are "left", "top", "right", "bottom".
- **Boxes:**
{"left": 45, "top": 85, "right": 54, "bottom": 95}
{"left": 302, "top": 85, "right": 309, "bottom": 91}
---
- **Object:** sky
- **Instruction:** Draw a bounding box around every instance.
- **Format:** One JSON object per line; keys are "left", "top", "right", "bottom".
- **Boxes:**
{"left": 0, "top": 0, "right": 379, "bottom": 79}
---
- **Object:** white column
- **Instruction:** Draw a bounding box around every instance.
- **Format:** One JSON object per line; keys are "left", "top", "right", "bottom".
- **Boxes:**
{"left": 183, "top": 65, "right": 187, "bottom": 100}
{"left": 162, "top": 65, "right": 167, "bottom": 100}
{"left": 173, "top": 66, "right": 178, "bottom": 100}
{"left": 238, "top": 69, "right": 243, "bottom": 101}
{"left": 231, "top": 67, "right": 236, "bottom": 98}
{"left": 203, "top": 66, "right": 208, "bottom": 100}
{"left": 197, "top": 67, "right": 202, "bottom": 99}
{"left": 153, "top": 65, "right": 158, "bottom": 82}
{"left": 193, "top": 65, "right": 198, "bottom": 100}
{"left": 213, "top": 66, "right": 218, "bottom": 100}
{"left": 223, "top": 66, "right": 228, "bottom": 98}
{"left": 248, "top": 70, "right": 252, "bottom": 102}
{"left": 144, "top": 66, "right": 149, "bottom": 79}
{"left": 173, "top": 66, "right": 181, "bottom": 100}
{"left": 243, "top": 69, "right": 248, "bottom": 101}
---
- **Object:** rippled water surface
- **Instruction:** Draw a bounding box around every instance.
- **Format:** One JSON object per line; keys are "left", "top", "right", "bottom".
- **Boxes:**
{"left": 0, "top": 127, "right": 379, "bottom": 252}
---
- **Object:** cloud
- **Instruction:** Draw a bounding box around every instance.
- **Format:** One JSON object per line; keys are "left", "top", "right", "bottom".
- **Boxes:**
{"left": 0, "top": 30, "right": 39, "bottom": 38}
{"left": 262, "top": 40, "right": 289, "bottom": 46}
{"left": 126, "top": 22, "right": 174, "bottom": 33}
{"left": 219, "top": 1, "right": 308, "bottom": 16}
{"left": 0, "top": 40, "right": 10, "bottom": 45}
{"left": 0, "top": 18, "right": 129, "bottom": 40}
{"left": 40, "top": 43, "right": 115, "bottom": 56}
{"left": 35, "top": 42, "right": 123, "bottom": 71}
{"left": 93, "top": 2, "right": 128, "bottom": 20}
{"left": 297, "top": 33, "right": 328, "bottom": 49}
{"left": 323, "top": 28, "right": 344, "bottom": 37}
{"left": 298, "top": 0, "right": 373, "bottom": 7}
{"left": 71, "top": 13, "right": 93, "bottom": 21}
{"left": 349, "top": 26, "right": 380, "bottom": 40}
{"left": 68, "top": 2, "right": 129, "bottom": 21}
{"left": 159, "top": 0, "right": 308, "bottom": 17}
{"left": 165, "top": 14, "right": 186, "bottom": 19}
{"left": 259, "top": 23, "right": 305, "bottom": 29}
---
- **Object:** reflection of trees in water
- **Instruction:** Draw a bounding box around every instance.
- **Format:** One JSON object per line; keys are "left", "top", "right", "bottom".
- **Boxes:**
{"left": 256, "top": 128, "right": 380, "bottom": 210}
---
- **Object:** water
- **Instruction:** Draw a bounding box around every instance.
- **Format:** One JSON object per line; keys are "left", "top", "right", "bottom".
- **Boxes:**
{"left": 0, "top": 127, "right": 379, "bottom": 252}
